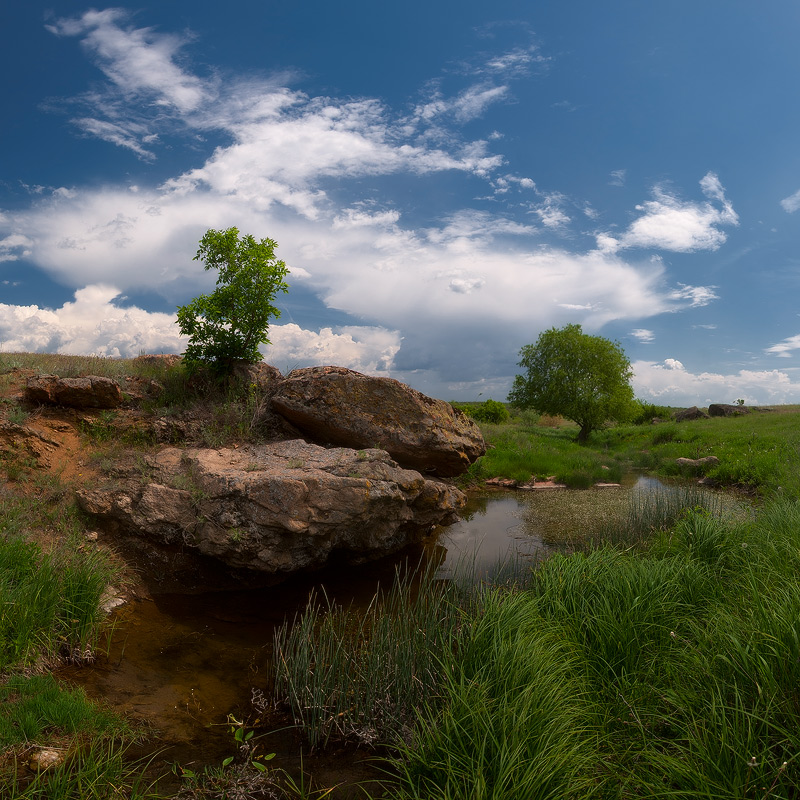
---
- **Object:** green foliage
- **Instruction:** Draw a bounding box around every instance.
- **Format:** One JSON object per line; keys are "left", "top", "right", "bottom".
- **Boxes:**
{"left": 632, "top": 399, "right": 674, "bottom": 425}
{"left": 177, "top": 227, "right": 289, "bottom": 375}
{"left": 0, "top": 675, "right": 125, "bottom": 748}
{"left": 508, "top": 323, "right": 635, "bottom": 442}
{"left": 272, "top": 562, "right": 464, "bottom": 750}
{"left": 0, "top": 532, "right": 113, "bottom": 670}
{"left": 466, "top": 398, "right": 510, "bottom": 424}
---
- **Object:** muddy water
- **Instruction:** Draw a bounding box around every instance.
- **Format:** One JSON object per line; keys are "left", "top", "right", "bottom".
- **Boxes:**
{"left": 61, "top": 554, "right": 423, "bottom": 790}
{"left": 63, "top": 476, "right": 720, "bottom": 790}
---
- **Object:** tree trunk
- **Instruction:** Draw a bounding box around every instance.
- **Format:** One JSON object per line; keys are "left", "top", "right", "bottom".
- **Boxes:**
{"left": 576, "top": 424, "right": 591, "bottom": 443}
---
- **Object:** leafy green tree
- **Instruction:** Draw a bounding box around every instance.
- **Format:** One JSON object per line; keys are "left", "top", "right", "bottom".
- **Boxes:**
{"left": 508, "top": 323, "right": 635, "bottom": 442}
{"left": 177, "top": 227, "right": 289, "bottom": 375}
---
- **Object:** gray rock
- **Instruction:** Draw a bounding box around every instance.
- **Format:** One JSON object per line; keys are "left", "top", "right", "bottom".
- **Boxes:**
{"left": 673, "top": 406, "right": 709, "bottom": 422}
{"left": 676, "top": 456, "right": 720, "bottom": 468}
{"left": 271, "top": 366, "right": 485, "bottom": 477}
{"left": 708, "top": 403, "right": 749, "bottom": 417}
{"left": 76, "top": 440, "right": 465, "bottom": 582}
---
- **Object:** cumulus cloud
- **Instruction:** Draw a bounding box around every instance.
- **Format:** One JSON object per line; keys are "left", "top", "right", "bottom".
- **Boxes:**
{"left": 0, "top": 285, "right": 184, "bottom": 357}
{"left": 632, "top": 359, "right": 800, "bottom": 406}
{"left": 0, "top": 286, "right": 401, "bottom": 375}
{"left": 630, "top": 328, "right": 655, "bottom": 343}
{"left": 599, "top": 173, "right": 739, "bottom": 253}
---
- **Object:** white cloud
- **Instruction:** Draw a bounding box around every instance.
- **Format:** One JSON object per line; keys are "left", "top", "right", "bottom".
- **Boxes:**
{"left": 609, "top": 169, "right": 626, "bottom": 187}
{"left": 633, "top": 359, "right": 800, "bottom": 406}
{"left": 48, "top": 9, "right": 211, "bottom": 114}
{"left": 668, "top": 283, "right": 719, "bottom": 308}
{"left": 268, "top": 324, "right": 401, "bottom": 375}
{"left": 631, "top": 328, "right": 655, "bottom": 343}
{"left": 780, "top": 189, "right": 800, "bottom": 213}
{"left": 0, "top": 286, "right": 400, "bottom": 375}
{"left": 0, "top": 234, "right": 33, "bottom": 263}
{"left": 765, "top": 334, "right": 800, "bottom": 358}
{"left": 0, "top": 285, "right": 183, "bottom": 357}
{"left": 599, "top": 173, "right": 739, "bottom": 253}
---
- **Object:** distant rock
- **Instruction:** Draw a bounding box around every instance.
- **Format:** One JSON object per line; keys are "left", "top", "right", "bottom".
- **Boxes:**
{"left": 708, "top": 403, "right": 750, "bottom": 417}
{"left": 24, "top": 375, "right": 123, "bottom": 409}
{"left": 270, "top": 366, "right": 485, "bottom": 477}
{"left": 77, "top": 440, "right": 465, "bottom": 588}
{"left": 673, "top": 406, "right": 709, "bottom": 422}
{"left": 676, "top": 456, "right": 720, "bottom": 468}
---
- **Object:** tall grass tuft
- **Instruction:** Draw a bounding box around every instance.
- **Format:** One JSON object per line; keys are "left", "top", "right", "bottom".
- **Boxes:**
{"left": 387, "top": 591, "right": 599, "bottom": 800}
{"left": 272, "top": 562, "right": 464, "bottom": 750}
{"left": 1, "top": 739, "right": 159, "bottom": 800}
{"left": 0, "top": 533, "right": 115, "bottom": 670}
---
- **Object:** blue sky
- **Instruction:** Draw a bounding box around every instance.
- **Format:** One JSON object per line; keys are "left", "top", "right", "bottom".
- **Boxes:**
{"left": 2, "top": 1, "right": 800, "bottom": 404}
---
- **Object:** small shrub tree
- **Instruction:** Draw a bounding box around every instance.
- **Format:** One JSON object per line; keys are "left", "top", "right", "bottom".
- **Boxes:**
{"left": 177, "top": 227, "right": 289, "bottom": 375}
{"left": 508, "top": 323, "right": 635, "bottom": 442}
{"left": 470, "top": 399, "right": 511, "bottom": 424}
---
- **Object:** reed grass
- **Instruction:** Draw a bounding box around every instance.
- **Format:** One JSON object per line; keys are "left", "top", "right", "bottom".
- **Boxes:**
{"left": 272, "top": 562, "right": 465, "bottom": 750}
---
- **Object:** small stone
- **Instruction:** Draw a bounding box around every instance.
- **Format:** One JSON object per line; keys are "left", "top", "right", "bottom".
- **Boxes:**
{"left": 29, "top": 748, "right": 65, "bottom": 771}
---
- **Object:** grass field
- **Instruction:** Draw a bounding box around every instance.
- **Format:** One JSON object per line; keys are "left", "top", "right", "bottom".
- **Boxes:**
{"left": 465, "top": 404, "right": 800, "bottom": 495}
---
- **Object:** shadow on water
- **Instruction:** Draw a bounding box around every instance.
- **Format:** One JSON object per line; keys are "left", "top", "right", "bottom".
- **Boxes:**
{"left": 62, "top": 473, "right": 744, "bottom": 793}
{"left": 61, "top": 551, "right": 430, "bottom": 793}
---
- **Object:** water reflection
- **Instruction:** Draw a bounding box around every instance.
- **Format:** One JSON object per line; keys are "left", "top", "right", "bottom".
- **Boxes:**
{"left": 433, "top": 474, "right": 734, "bottom": 578}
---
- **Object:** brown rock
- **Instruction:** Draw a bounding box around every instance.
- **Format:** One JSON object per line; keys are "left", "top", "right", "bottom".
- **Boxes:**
{"left": 270, "top": 366, "right": 485, "bottom": 477}
{"left": 230, "top": 361, "right": 283, "bottom": 391}
{"left": 25, "top": 375, "right": 123, "bottom": 409}
{"left": 77, "top": 440, "right": 465, "bottom": 583}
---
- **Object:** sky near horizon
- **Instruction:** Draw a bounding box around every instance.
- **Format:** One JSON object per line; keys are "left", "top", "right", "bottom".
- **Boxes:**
{"left": 2, "top": 1, "right": 800, "bottom": 405}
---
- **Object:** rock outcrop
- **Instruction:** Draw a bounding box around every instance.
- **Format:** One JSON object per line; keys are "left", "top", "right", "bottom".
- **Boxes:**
{"left": 676, "top": 456, "right": 720, "bottom": 468}
{"left": 270, "top": 366, "right": 485, "bottom": 477}
{"left": 25, "top": 375, "right": 123, "bottom": 409}
{"left": 77, "top": 440, "right": 465, "bottom": 584}
{"left": 708, "top": 403, "right": 749, "bottom": 417}
{"left": 673, "top": 406, "right": 709, "bottom": 422}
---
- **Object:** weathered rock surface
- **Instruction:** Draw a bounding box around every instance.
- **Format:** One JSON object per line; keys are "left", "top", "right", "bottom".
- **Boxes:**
{"left": 25, "top": 375, "right": 123, "bottom": 409}
{"left": 270, "top": 366, "right": 485, "bottom": 477}
{"left": 708, "top": 403, "right": 749, "bottom": 417}
{"left": 676, "top": 456, "right": 720, "bottom": 468}
{"left": 673, "top": 406, "right": 709, "bottom": 422}
{"left": 77, "top": 440, "right": 465, "bottom": 582}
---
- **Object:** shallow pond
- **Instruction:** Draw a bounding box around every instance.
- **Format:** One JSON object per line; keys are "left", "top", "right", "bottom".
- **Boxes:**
{"left": 64, "top": 475, "right": 744, "bottom": 793}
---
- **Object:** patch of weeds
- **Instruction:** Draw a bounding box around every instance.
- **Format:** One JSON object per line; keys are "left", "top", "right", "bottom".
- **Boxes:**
{"left": 173, "top": 714, "right": 278, "bottom": 799}
{"left": 1, "top": 445, "right": 36, "bottom": 482}
{"left": 78, "top": 411, "right": 117, "bottom": 444}
{"left": 227, "top": 527, "right": 245, "bottom": 544}
{"left": 287, "top": 459, "right": 305, "bottom": 469}
{"left": 6, "top": 404, "right": 29, "bottom": 425}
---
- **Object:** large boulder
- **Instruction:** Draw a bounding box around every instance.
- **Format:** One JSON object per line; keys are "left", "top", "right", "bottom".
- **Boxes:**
{"left": 673, "top": 406, "right": 709, "bottom": 422}
{"left": 270, "top": 366, "right": 485, "bottom": 477}
{"left": 708, "top": 403, "right": 749, "bottom": 417}
{"left": 76, "top": 440, "right": 465, "bottom": 586}
{"left": 25, "top": 375, "right": 123, "bottom": 409}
